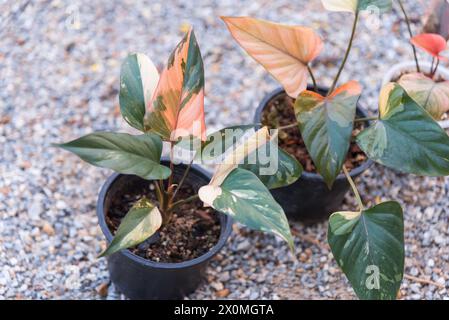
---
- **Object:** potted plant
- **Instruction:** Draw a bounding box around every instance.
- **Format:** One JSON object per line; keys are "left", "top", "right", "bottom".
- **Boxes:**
{"left": 55, "top": 28, "right": 294, "bottom": 299}
{"left": 382, "top": 0, "right": 449, "bottom": 129}
{"left": 223, "top": 1, "right": 449, "bottom": 300}
{"left": 221, "top": 0, "right": 383, "bottom": 222}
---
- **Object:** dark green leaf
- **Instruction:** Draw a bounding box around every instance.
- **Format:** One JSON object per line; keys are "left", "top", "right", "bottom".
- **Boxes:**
{"left": 56, "top": 132, "right": 171, "bottom": 180}
{"left": 295, "top": 82, "right": 361, "bottom": 188}
{"left": 357, "top": 84, "right": 449, "bottom": 176}
{"left": 99, "top": 197, "right": 162, "bottom": 257}
{"left": 205, "top": 168, "right": 294, "bottom": 250}
{"left": 328, "top": 201, "right": 404, "bottom": 300}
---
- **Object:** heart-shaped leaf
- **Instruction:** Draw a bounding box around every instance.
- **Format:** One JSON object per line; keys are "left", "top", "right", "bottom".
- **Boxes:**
{"left": 119, "top": 53, "right": 160, "bottom": 131}
{"left": 200, "top": 125, "right": 302, "bottom": 189}
{"left": 55, "top": 132, "right": 171, "bottom": 180}
{"left": 399, "top": 72, "right": 449, "bottom": 120}
{"left": 411, "top": 33, "right": 448, "bottom": 60}
{"left": 423, "top": 0, "right": 449, "bottom": 40}
{"left": 357, "top": 83, "right": 449, "bottom": 176}
{"left": 328, "top": 201, "right": 404, "bottom": 300}
{"left": 199, "top": 168, "right": 294, "bottom": 251}
{"left": 222, "top": 16, "right": 323, "bottom": 98}
{"left": 99, "top": 197, "right": 162, "bottom": 257}
{"left": 294, "top": 81, "right": 362, "bottom": 188}
{"left": 144, "top": 29, "right": 206, "bottom": 142}
{"left": 321, "top": 0, "right": 392, "bottom": 13}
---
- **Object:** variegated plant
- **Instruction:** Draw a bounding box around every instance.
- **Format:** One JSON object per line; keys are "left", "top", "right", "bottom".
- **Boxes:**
{"left": 56, "top": 28, "right": 299, "bottom": 259}
{"left": 396, "top": 0, "right": 449, "bottom": 121}
{"left": 223, "top": 0, "right": 449, "bottom": 300}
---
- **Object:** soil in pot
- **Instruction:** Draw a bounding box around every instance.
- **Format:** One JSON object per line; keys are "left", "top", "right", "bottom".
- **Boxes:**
{"left": 105, "top": 181, "right": 221, "bottom": 263}
{"left": 261, "top": 93, "right": 367, "bottom": 173}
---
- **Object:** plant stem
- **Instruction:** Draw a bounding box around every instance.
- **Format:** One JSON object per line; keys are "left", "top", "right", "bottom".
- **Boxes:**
{"left": 168, "top": 142, "right": 175, "bottom": 189}
{"left": 307, "top": 64, "right": 318, "bottom": 93}
{"left": 158, "top": 179, "right": 169, "bottom": 213}
{"left": 342, "top": 165, "right": 364, "bottom": 211}
{"left": 430, "top": 57, "right": 435, "bottom": 75}
{"left": 171, "top": 158, "right": 194, "bottom": 202}
{"left": 354, "top": 116, "right": 378, "bottom": 123}
{"left": 397, "top": 0, "right": 420, "bottom": 73}
{"left": 328, "top": 11, "right": 359, "bottom": 96}
{"left": 432, "top": 59, "right": 440, "bottom": 77}
{"left": 277, "top": 122, "right": 299, "bottom": 131}
{"left": 167, "top": 194, "right": 199, "bottom": 213}
{"left": 154, "top": 181, "right": 163, "bottom": 204}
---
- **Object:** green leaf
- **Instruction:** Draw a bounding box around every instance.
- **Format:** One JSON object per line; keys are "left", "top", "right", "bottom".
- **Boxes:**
{"left": 119, "top": 53, "right": 159, "bottom": 131}
{"left": 295, "top": 81, "right": 362, "bottom": 188}
{"left": 201, "top": 125, "right": 256, "bottom": 161}
{"left": 201, "top": 126, "right": 300, "bottom": 190}
{"left": 99, "top": 197, "right": 162, "bottom": 257}
{"left": 321, "top": 0, "right": 392, "bottom": 13}
{"left": 328, "top": 201, "right": 404, "bottom": 300}
{"left": 174, "top": 125, "right": 256, "bottom": 162}
{"left": 239, "top": 141, "right": 303, "bottom": 189}
{"left": 357, "top": 0, "right": 392, "bottom": 12}
{"left": 200, "top": 168, "right": 294, "bottom": 251}
{"left": 398, "top": 72, "right": 449, "bottom": 120}
{"left": 357, "top": 84, "right": 449, "bottom": 176}
{"left": 56, "top": 132, "right": 171, "bottom": 180}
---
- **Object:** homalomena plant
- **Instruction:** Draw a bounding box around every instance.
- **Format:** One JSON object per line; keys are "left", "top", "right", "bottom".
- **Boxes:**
{"left": 55, "top": 28, "right": 298, "bottom": 258}
{"left": 395, "top": 0, "right": 449, "bottom": 121}
{"left": 223, "top": 0, "right": 449, "bottom": 300}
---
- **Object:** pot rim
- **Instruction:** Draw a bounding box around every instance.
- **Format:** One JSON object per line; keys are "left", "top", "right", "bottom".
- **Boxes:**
{"left": 382, "top": 61, "right": 449, "bottom": 129}
{"left": 96, "top": 163, "right": 233, "bottom": 270}
{"left": 254, "top": 86, "right": 375, "bottom": 182}
{"left": 382, "top": 60, "right": 449, "bottom": 86}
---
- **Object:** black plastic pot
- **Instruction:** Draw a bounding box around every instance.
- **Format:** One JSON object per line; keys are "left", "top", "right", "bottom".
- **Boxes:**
{"left": 254, "top": 86, "right": 374, "bottom": 224}
{"left": 96, "top": 161, "right": 233, "bottom": 299}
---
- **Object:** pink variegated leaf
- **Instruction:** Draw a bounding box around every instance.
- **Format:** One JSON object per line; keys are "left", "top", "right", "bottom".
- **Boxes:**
{"left": 411, "top": 33, "right": 448, "bottom": 60}
{"left": 222, "top": 16, "right": 323, "bottom": 98}
{"left": 144, "top": 29, "right": 206, "bottom": 142}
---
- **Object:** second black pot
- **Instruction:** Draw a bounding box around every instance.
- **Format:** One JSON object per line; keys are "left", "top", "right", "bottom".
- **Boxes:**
{"left": 254, "top": 86, "right": 374, "bottom": 224}
{"left": 96, "top": 161, "right": 233, "bottom": 299}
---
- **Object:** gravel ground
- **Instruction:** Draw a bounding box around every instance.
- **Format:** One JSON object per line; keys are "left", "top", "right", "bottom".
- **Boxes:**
{"left": 1, "top": 0, "right": 448, "bottom": 300}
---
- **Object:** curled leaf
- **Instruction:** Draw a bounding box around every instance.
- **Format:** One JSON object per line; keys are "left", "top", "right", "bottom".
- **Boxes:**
{"left": 222, "top": 16, "right": 323, "bottom": 98}
{"left": 208, "top": 126, "right": 271, "bottom": 188}
{"left": 198, "top": 127, "right": 293, "bottom": 249}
